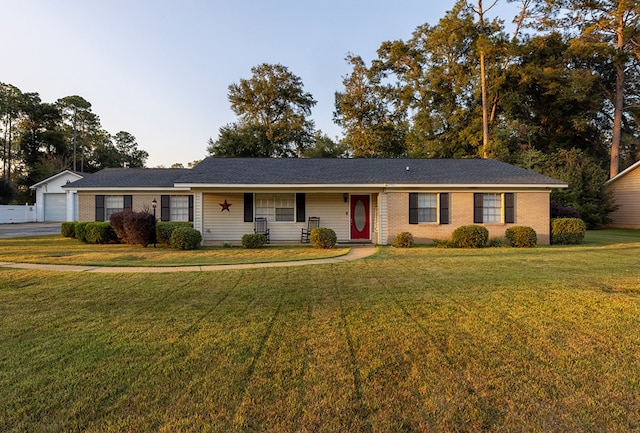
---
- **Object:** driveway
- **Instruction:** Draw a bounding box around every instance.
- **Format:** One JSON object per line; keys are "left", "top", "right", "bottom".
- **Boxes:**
{"left": 0, "top": 222, "right": 62, "bottom": 239}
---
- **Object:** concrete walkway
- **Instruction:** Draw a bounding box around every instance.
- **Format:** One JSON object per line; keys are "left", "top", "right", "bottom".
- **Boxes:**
{"left": 0, "top": 245, "right": 377, "bottom": 273}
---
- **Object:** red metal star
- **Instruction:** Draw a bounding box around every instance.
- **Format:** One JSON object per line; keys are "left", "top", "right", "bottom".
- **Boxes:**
{"left": 219, "top": 199, "right": 232, "bottom": 212}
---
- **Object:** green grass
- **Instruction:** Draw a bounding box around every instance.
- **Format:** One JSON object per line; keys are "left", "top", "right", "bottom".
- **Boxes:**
{"left": 0, "top": 235, "right": 349, "bottom": 266}
{"left": 1, "top": 229, "right": 640, "bottom": 432}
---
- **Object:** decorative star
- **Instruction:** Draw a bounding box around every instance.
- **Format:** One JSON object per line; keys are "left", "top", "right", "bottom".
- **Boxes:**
{"left": 219, "top": 199, "right": 232, "bottom": 212}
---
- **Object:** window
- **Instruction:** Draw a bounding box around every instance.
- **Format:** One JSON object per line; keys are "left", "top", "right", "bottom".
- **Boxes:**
{"left": 474, "top": 193, "right": 515, "bottom": 224}
{"left": 105, "top": 196, "right": 124, "bottom": 220}
{"left": 483, "top": 193, "right": 502, "bottom": 223}
{"left": 255, "top": 193, "right": 295, "bottom": 222}
{"left": 170, "top": 196, "right": 190, "bottom": 221}
{"left": 409, "top": 193, "right": 449, "bottom": 225}
{"left": 161, "top": 195, "right": 193, "bottom": 222}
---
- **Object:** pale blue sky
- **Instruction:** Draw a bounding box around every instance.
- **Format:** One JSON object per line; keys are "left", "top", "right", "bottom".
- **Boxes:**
{"left": 1, "top": 0, "right": 520, "bottom": 167}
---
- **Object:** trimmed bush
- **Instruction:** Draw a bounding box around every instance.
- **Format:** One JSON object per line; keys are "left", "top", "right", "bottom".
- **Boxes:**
{"left": 393, "top": 232, "right": 414, "bottom": 248}
{"left": 242, "top": 233, "right": 267, "bottom": 249}
{"left": 451, "top": 225, "right": 489, "bottom": 248}
{"left": 170, "top": 226, "right": 202, "bottom": 250}
{"left": 433, "top": 239, "right": 456, "bottom": 248}
{"left": 61, "top": 222, "right": 76, "bottom": 238}
{"left": 85, "top": 222, "right": 118, "bottom": 244}
{"left": 489, "top": 237, "right": 509, "bottom": 248}
{"left": 156, "top": 221, "right": 193, "bottom": 246}
{"left": 123, "top": 211, "right": 156, "bottom": 247}
{"left": 505, "top": 226, "right": 537, "bottom": 248}
{"left": 552, "top": 218, "right": 586, "bottom": 245}
{"left": 310, "top": 227, "right": 337, "bottom": 249}
{"left": 109, "top": 211, "right": 131, "bottom": 243}
{"left": 75, "top": 222, "right": 89, "bottom": 243}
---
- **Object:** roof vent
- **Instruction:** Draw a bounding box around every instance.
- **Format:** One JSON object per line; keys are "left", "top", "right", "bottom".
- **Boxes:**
{"left": 406, "top": 166, "right": 410, "bottom": 171}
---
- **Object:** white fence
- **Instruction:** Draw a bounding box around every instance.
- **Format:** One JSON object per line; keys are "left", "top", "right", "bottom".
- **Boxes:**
{"left": 0, "top": 204, "right": 37, "bottom": 224}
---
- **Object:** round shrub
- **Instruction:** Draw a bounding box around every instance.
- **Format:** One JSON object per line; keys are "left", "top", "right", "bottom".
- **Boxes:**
{"left": 61, "top": 222, "right": 76, "bottom": 238}
{"left": 505, "top": 226, "right": 537, "bottom": 248}
{"left": 156, "top": 221, "right": 193, "bottom": 246}
{"left": 75, "top": 222, "right": 89, "bottom": 243}
{"left": 85, "top": 222, "right": 118, "bottom": 244}
{"left": 551, "top": 218, "right": 586, "bottom": 245}
{"left": 451, "top": 225, "right": 489, "bottom": 248}
{"left": 393, "top": 231, "right": 414, "bottom": 248}
{"left": 310, "top": 227, "right": 337, "bottom": 249}
{"left": 109, "top": 211, "right": 131, "bottom": 243}
{"left": 123, "top": 211, "right": 156, "bottom": 247}
{"left": 242, "top": 233, "right": 267, "bottom": 249}
{"left": 170, "top": 226, "right": 202, "bottom": 250}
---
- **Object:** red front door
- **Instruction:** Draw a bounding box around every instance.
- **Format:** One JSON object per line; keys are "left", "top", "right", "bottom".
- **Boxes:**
{"left": 350, "top": 195, "right": 370, "bottom": 240}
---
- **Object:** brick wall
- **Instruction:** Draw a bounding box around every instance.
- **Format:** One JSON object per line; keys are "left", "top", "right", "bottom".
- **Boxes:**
{"left": 78, "top": 193, "right": 163, "bottom": 222}
{"left": 385, "top": 190, "right": 552, "bottom": 245}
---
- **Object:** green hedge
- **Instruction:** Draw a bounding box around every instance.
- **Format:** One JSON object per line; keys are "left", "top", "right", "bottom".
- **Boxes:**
{"left": 451, "top": 225, "right": 489, "bottom": 248}
{"left": 156, "top": 221, "right": 193, "bottom": 246}
{"left": 75, "top": 222, "right": 90, "bottom": 243}
{"left": 551, "top": 218, "right": 586, "bottom": 245}
{"left": 505, "top": 226, "right": 537, "bottom": 248}
{"left": 170, "top": 226, "right": 202, "bottom": 250}
{"left": 85, "top": 222, "right": 118, "bottom": 244}
{"left": 310, "top": 227, "right": 337, "bottom": 249}
{"left": 241, "top": 233, "right": 267, "bottom": 249}
{"left": 61, "top": 222, "right": 76, "bottom": 238}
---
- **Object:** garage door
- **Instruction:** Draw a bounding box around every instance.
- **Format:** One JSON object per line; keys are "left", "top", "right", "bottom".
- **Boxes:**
{"left": 44, "top": 193, "right": 66, "bottom": 222}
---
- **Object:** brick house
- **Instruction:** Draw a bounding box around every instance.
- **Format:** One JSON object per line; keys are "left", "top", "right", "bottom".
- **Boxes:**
{"left": 67, "top": 158, "right": 567, "bottom": 245}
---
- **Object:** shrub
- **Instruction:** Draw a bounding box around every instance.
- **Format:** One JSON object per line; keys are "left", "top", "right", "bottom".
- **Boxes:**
{"left": 170, "top": 226, "right": 202, "bottom": 250}
{"left": 451, "top": 225, "right": 489, "bottom": 248}
{"left": 75, "top": 222, "right": 89, "bottom": 243}
{"left": 123, "top": 211, "right": 156, "bottom": 247}
{"left": 310, "top": 227, "right": 337, "bottom": 249}
{"left": 505, "top": 226, "right": 537, "bottom": 248}
{"left": 552, "top": 218, "right": 586, "bottom": 245}
{"left": 242, "top": 233, "right": 267, "bottom": 249}
{"left": 156, "top": 221, "right": 193, "bottom": 246}
{"left": 85, "top": 222, "right": 118, "bottom": 244}
{"left": 393, "top": 232, "right": 414, "bottom": 248}
{"left": 109, "top": 211, "right": 131, "bottom": 243}
{"left": 61, "top": 222, "right": 76, "bottom": 238}
{"left": 551, "top": 201, "right": 581, "bottom": 219}
{"left": 489, "top": 237, "right": 509, "bottom": 248}
{"left": 433, "top": 239, "right": 456, "bottom": 248}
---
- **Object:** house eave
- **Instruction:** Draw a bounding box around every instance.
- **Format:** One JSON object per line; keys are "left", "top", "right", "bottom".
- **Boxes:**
{"left": 176, "top": 182, "right": 567, "bottom": 190}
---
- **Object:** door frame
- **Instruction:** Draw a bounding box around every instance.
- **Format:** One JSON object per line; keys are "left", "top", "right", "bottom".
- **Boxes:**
{"left": 349, "top": 194, "right": 371, "bottom": 241}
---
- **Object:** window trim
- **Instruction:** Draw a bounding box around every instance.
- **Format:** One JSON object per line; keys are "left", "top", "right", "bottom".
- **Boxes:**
{"left": 409, "top": 192, "right": 449, "bottom": 225}
{"left": 473, "top": 193, "right": 515, "bottom": 224}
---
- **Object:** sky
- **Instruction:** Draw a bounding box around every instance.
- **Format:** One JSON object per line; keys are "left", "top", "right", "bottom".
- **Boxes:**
{"left": 1, "top": 0, "right": 521, "bottom": 168}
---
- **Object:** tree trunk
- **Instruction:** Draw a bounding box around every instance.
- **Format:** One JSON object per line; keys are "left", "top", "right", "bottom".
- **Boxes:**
{"left": 610, "top": 14, "right": 626, "bottom": 178}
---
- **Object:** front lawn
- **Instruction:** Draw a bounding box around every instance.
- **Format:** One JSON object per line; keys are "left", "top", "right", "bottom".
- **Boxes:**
{"left": 0, "top": 235, "right": 349, "bottom": 266}
{"left": 1, "top": 229, "right": 640, "bottom": 432}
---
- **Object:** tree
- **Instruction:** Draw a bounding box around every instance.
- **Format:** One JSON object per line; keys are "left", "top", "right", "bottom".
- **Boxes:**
{"left": 56, "top": 95, "right": 94, "bottom": 171}
{"left": 113, "top": 131, "right": 148, "bottom": 168}
{"left": 301, "top": 131, "right": 349, "bottom": 158}
{"left": 530, "top": 0, "right": 640, "bottom": 177}
{"left": 0, "top": 83, "right": 24, "bottom": 182}
{"left": 334, "top": 54, "right": 407, "bottom": 157}
{"left": 223, "top": 63, "right": 317, "bottom": 157}
{"left": 207, "top": 123, "right": 274, "bottom": 157}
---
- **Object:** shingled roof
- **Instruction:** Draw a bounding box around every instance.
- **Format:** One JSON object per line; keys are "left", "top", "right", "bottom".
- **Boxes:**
{"left": 66, "top": 168, "right": 190, "bottom": 188}
{"left": 66, "top": 159, "right": 566, "bottom": 189}
{"left": 176, "top": 158, "right": 565, "bottom": 187}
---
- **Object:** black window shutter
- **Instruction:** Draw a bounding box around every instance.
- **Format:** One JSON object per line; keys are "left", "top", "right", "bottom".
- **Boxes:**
{"left": 161, "top": 195, "right": 170, "bottom": 221}
{"left": 123, "top": 195, "right": 133, "bottom": 211}
{"left": 244, "top": 193, "right": 253, "bottom": 222}
{"left": 95, "top": 195, "right": 105, "bottom": 221}
{"left": 473, "top": 193, "right": 483, "bottom": 224}
{"left": 296, "top": 193, "right": 305, "bottom": 223}
{"left": 408, "top": 193, "right": 418, "bottom": 224}
{"left": 188, "top": 196, "right": 194, "bottom": 222}
{"left": 504, "top": 193, "right": 515, "bottom": 223}
{"left": 440, "top": 193, "right": 450, "bottom": 224}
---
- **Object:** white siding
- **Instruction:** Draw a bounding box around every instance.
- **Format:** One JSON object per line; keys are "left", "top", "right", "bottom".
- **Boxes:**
{"left": 43, "top": 193, "right": 66, "bottom": 222}
{"left": 201, "top": 192, "right": 351, "bottom": 243}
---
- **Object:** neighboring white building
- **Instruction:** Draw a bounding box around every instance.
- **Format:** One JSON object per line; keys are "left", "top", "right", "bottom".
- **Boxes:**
{"left": 30, "top": 170, "right": 83, "bottom": 222}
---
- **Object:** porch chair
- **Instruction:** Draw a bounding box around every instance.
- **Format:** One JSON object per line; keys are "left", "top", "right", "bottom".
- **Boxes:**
{"left": 301, "top": 216, "right": 320, "bottom": 243}
{"left": 254, "top": 217, "right": 270, "bottom": 244}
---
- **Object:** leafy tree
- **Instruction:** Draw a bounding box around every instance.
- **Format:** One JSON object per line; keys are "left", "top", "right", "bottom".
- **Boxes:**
{"left": 113, "top": 131, "right": 148, "bottom": 168}
{"left": 334, "top": 54, "right": 407, "bottom": 157}
{"left": 529, "top": 0, "right": 640, "bottom": 177}
{"left": 0, "top": 83, "right": 25, "bottom": 182}
{"left": 221, "top": 63, "right": 317, "bottom": 157}
{"left": 302, "top": 131, "right": 348, "bottom": 158}
{"left": 0, "top": 177, "right": 17, "bottom": 204}
{"left": 207, "top": 123, "right": 273, "bottom": 157}
{"left": 56, "top": 95, "right": 94, "bottom": 171}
